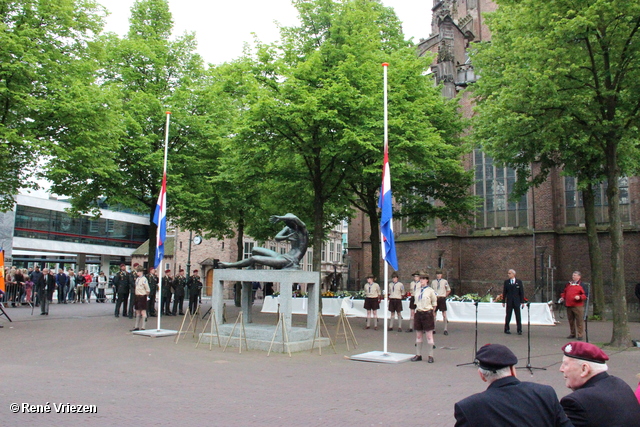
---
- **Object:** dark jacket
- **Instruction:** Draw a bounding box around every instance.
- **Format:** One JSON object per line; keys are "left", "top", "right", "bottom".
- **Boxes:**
{"left": 173, "top": 275, "right": 187, "bottom": 297}
{"left": 56, "top": 273, "right": 69, "bottom": 287}
{"left": 503, "top": 279, "right": 525, "bottom": 305}
{"left": 112, "top": 270, "right": 132, "bottom": 294}
{"left": 188, "top": 276, "right": 202, "bottom": 294}
{"left": 560, "top": 372, "right": 640, "bottom": 427}
{"left": 38, "top": 273, "right": 56, "bottom": 295}
{"left": 455, "top": 376, "right": 571, "bottom": 427}
{"left": 146, "top": 274, "right": 159, "bottom": 295}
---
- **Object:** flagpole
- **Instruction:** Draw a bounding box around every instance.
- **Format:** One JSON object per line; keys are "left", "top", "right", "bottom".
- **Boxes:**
{"left": 382, "top": 63, "right": 389, "bottom": 355}
{"left": 157, "top": 111, "right": 171, "bottom": 331}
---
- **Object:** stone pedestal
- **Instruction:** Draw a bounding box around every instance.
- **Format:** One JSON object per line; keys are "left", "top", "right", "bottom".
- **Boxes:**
{"left": 207, "top": 269, "right": 325, "bottom": 352}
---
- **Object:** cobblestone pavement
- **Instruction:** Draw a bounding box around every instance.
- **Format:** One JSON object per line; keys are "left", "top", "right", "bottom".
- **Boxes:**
{"left": 1, "top": 299, "right": 639, "bottom": 426}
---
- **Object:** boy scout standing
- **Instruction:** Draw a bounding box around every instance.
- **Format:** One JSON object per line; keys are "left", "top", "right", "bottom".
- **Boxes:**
{"left": 387, "top": 272, "right": 404, "bottom": 332}
{"left": 363, "top": 275, "right": 381, "bottom": 330}
{"left": 431, "top": 270, "right": 451, "bottom": 335}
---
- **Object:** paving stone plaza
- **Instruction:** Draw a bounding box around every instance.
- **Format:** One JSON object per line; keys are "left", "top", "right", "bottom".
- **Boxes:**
{"left": 1, "top": 300, "right": 639, "bottom": 426}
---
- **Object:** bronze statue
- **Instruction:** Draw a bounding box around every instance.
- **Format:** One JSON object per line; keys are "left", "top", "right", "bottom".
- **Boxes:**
{"left": 219, "top": 214, "right": 308, "bottom": 270}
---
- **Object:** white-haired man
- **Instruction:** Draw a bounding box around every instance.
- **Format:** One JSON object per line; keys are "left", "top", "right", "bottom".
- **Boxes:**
{"left": 559, "top": 341, "right": 640, "bottom": 426}
{"left": 454, "top": 343, "right": 571, "bottom": 426}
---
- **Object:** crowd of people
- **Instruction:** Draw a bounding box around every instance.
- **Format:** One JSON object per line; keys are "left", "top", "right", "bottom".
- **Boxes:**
{"left": 2, "top": 265, "right": 111, "bottom": 313}
{"left": 111, "top": 263, "right": 203, "bottom": 331}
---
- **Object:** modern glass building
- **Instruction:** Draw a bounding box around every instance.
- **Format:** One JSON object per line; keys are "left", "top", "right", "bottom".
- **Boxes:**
{"left": 0, "top": 194, "right": 149, "bottom": 273}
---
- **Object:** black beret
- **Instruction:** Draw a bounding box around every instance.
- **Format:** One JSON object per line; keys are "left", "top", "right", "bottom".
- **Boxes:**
{"left": 475, "top": 343, "right": 518, "bottom": 371}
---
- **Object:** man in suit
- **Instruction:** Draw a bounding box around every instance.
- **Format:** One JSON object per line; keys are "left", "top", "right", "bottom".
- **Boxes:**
{"left": 559, "top": 341, "right": 640, "bottom": 426}
{"left": 55, "top": 268, "right": 69, "bottom": 304}
{"left": 502, "top": 269, "right": 524, "bottom": 335}
{"left": 187, "top": 269, "right": 202, "bottom": 315}
{"left": 454, "top": 343, "right": 571, "bottom": 427}
{"left": 172, "top": 269, "right": 187, "bottom": 316}
{"left": 37, "top": 268, "right": 56, "bottom": 315}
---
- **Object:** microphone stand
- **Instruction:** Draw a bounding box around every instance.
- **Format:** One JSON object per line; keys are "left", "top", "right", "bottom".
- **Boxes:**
{"left": 516, "top": 302, "right": 546, "bottom": 375}
{"left": 457, "top": 300, "right": 480, "bottom": 367}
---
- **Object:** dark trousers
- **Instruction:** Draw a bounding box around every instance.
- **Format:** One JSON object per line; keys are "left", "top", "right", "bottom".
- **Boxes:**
{"left": 172, "top": 295, "right": 184, "bottom": 315}
{"left": 188, "top": 293, "right": 199, "bottom": 314}
{"left": 40, "top": 292, "right": 49, "bottom": 314}
{"left": 161, "top": 295, "right": 172, "bottom": 314}
{"left": 148, "top": 292, "right": 157, "bottom": 315}
{"left": 504, "top": 303, "right": 522, "bottom": 332}
{"left": 97, "top": 288, "right": 106, "bottom": 302}
{"left": 115, "top": 293, "right": 128, "bottom": 316}
{"left": 127, "top": 292, "right": 135, "bottom": 317}
{"left": 57, "top": 285, "right": 67, "bottom": 303}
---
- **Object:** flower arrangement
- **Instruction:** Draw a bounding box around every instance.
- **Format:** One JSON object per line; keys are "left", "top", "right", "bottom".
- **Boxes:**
{"left": 494, "top": 294, "right": 503, "bottom": 303}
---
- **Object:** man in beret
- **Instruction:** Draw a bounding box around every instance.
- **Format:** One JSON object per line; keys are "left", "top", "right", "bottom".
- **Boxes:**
{"left": 559, "top": 341, "right": 640, "bottom": 426}
{"left": 161, "top": 269, "right": 173, "bottom": 316}
{"left": 454, "top": 343, "right": 571, "bottom": 426}
{"left": 113, "top": 264, "right": 133, "bottom": 318}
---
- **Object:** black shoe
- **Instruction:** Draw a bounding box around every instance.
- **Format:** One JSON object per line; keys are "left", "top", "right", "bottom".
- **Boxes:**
{"left": 115, "top": 315, "right": 119, "bottom": 318}
{"left": 443, "top": 330, "right": 449, "bottom": 336}
{"left": 388, "top": 328, "right": 393, "bottom": 331}
{"left": 128, "top": 316, "right": 133, "bottom": 319}
{"left": 40, "top": 313, "right": 46, "bottom": 315}
{"left": 576, "top": 336, "right": 583, "bottom": 341}
{"left": 504, "top": 330, "right": 511, "bottom": 334}
{"left": 407, "top": 328, "right": 413, "bottom": 333}
{"left": 433, "top": 344, "right": 436, "bottom": 349}
{"left": 517, "top": 331, "right": 522, "bottom": 335}
{"left": 411, "top": 355, "right": 422, "bottom": 362}
{"left": 130, "top": 328, "right": 139, "bottom": 332}
{"left": 428, "top": 356, "right": 434, "bottom": 363}
{"left": 179, "top": 312, "right": 184, "bottom": 315}
{"left": 567, "top": 335, "right": 576, "bottom": 339}
{"left": 433, "top": 330, "right": 436, "bottom": 334}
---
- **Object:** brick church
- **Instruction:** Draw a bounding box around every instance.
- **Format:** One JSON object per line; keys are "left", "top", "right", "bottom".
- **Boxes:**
{"left": 347, "top": 0, "right": 640, "bottom": 306}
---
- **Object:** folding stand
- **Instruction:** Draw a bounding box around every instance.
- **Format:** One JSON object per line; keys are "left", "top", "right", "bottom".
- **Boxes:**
{"left": 268, "top": 313, "right": 291, "bottom": 357}
{"left": 175, "top": 305, "right": 200, "bottom": 344}
{"left": 310, "top": 310, "right": 336, "bottom": 355}
{"left": 457, "top": 301, "right": 479, "bottom": 367}
{"left": 516, "top": 303, "right": 546, "bottom": 375}
{"left": 223, "top": 311, "right": 248, "bottom": 353}
{"left": 0, "top": 302, "right": 12, "bottom": 323}
{"left": 335, "top": 308, "right": 358, "bottom": 350}
{"left": 196, "top": 309, "right": 221, "bottom": 350}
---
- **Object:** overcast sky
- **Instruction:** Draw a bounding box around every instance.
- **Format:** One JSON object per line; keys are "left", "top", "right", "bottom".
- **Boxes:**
{"left": 102, "top": 0, "right": 433, "bottom": 65}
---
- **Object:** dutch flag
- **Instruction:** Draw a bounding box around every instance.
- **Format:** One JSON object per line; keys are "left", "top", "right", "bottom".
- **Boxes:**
{"left": 378, "top": 145, "right": 398, "bottom": 270}
{"left": 153, "top": 173, "right": 167, "bottom": 269}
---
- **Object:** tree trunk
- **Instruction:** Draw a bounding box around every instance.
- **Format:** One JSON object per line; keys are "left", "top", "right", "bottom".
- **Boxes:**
{"left": 582, "top": 183, "right": 604, "bottom": 317}
{"left": 234, "top": 213, "right": 244, "bottom": 307}
{"left": 368, "top": 207, "right": 381, "bottom": 284}
{"left": 605, "top": 143, "right": 631, "bottom": 347}
{"left": 312, "top": 199, "right": 324, "bottom": 272}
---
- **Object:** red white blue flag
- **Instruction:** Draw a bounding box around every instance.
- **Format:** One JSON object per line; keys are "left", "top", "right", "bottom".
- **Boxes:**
{"left": 378, "top": 145, "right": 398, "bottom": 270}
{"left": 153, "top": 173, "right": 167, "bottom": 269}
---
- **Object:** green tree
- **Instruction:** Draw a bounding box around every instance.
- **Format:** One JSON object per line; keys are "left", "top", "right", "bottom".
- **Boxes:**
{"left": 471, "top": 0, "right": 640, "bottom": 347}
{"left": 45, "top": 0, "right": 219, "bottom": 269}
{"left": 0, "top": 0, "right": 106, "bottom": 210}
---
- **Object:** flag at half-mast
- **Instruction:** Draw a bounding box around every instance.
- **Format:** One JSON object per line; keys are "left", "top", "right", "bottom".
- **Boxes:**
{"left": 378, "top": 144, "right": 398, "bottom": 270}
{"left": 153, "top": 174, "right": 167, "bottom": 269}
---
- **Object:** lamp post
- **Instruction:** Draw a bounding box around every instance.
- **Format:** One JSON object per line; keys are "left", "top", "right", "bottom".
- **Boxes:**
{"left": 186, "top": 230, "right": 192, "bottom": 277}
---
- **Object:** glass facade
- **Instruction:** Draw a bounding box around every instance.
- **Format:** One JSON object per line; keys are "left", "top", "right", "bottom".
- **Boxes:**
{"left": 474, "top": 149, "right": 528, "bottom": 229}
{"left": 14, "top": 205, "right": 148, "bottom": 248}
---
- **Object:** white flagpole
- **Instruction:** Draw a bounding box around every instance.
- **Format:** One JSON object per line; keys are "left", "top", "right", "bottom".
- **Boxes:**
{"left": 157, "top": 111, "right": 171, "bottom": 331}
{"left": 382, "top": 63, "right": 389, "bottom": 355}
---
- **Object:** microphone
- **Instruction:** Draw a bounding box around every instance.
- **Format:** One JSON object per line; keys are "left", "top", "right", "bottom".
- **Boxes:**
{"left": 487, "top": 286, "right": 493, "bottom": 293}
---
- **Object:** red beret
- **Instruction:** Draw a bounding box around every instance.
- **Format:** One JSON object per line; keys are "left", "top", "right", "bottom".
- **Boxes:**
{"left": 165, "top": 269, "right": 171, "bottom": 273}
{"left": 120, "top": 263, "right": 126, "bottom": 267}
{"left": 179, "top": 269, "right": 185, "bottom": 272}
{"left": 193, "top": 269, "right": 198, "bottom": 273}
{"left": 133, "top": 263, "right": 139, "bottom": 267}
{"left": 562, "top": 342, "right": 609, "bottom": 364}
